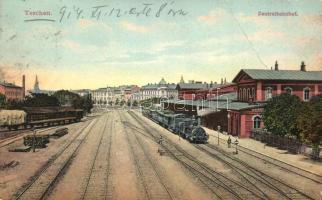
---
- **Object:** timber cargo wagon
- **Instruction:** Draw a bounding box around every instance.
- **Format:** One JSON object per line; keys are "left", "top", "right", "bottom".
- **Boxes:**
{"left": 0, "top": 110, "right": 27, "bottom": 130}
{"left": 23, "top": 107, "right": 83, "bottom": 128}
{"left": 50, "top": 127, "right": 69, "bottom": 138}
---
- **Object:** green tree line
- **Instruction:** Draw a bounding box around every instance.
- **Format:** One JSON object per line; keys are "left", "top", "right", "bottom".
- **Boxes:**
{"left": 0, "top": 90, "right": 93, "bottom": 114}
{"left": 263, "top": 93, "right": 322, "bottom": 159}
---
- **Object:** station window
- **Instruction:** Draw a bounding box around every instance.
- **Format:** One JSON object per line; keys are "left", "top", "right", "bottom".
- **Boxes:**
{"left": 265, "top": 87, "right": 272, "bottom": 100}
{"left": 253, "top": 116, "right": 261, "bottom": 129}
{"left": 303, "top": 88, "right": 310, "bottom": 101}
{"left": 243, "top": 88, "right": 246, "bottom": 101}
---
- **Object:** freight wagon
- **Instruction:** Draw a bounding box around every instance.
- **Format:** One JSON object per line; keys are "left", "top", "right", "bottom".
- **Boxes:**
{"left": 0, "top": 107, "right": 83, "bottom": 131}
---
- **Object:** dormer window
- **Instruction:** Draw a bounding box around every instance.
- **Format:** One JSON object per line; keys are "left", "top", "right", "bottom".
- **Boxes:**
{"left": 284, "top": 87, "right": 292, "bottom": 95}
{"left": 303, "top": 87, "right": 310, "bottom": 101}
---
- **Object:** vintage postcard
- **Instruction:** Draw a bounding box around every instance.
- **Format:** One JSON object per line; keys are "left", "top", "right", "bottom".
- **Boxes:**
{"left": 0, "top": 0, "right": 322, "bottom": 199}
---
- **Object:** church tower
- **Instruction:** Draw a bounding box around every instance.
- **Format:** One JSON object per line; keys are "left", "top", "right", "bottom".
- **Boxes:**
{"left": 179, "top": 75, "right": 185, "bottom": 84}
{"left": 33, "top": 75, "right": 40, "bottom": 93}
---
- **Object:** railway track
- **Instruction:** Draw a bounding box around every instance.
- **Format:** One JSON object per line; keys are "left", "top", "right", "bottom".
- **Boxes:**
{"left": 80, "top": 113, "right": 113, "bottom": 200}
{"left": 14, "top": 117, "right": 99, "bottom": 200}
{"left": 120, "top": 111, "right": 174, "bottom": 200}
{"left": 127, "top": 111, "right": 265, "bottom": 200}
{"left": 211, "top": 135, "right": 322, "bottom": 184}
{"left": 195, "top": 144, "right": 314, "bottom": 200}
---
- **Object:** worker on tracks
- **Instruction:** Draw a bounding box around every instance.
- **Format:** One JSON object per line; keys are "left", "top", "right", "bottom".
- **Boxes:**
{"left": 227, "top": 136, "right": 232, "bottom": 148}
{"left": 158, "top": 135, "right": 163, "bottom": 145}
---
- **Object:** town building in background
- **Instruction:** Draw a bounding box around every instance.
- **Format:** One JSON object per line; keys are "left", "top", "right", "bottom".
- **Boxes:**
{"left": 91, "top": 87, "right": 113, "bottom": 105}
{"left": 91, "top": 85, "right": 140, "bottom": 106}
{"left": 70, "top": 89, "right": 91, "bottom": 97}
{"left": 176, "top": 79, "right": 214, "bottom": 100}
{"left": 140, "top": 78, "right": 177, "bottom": 100}
{"left": 0, "top": 75, "right": 25, "bottom": 101}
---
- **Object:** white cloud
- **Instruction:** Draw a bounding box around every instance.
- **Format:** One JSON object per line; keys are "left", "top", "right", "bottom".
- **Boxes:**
{"left": 120, "top": 21, "right": 149, "bottom": 34}
{"left": 153, "top": 41, "right": 185, "bottom": 52}
{"left": 197, "top": 8, "right": 228, "bottom": 25}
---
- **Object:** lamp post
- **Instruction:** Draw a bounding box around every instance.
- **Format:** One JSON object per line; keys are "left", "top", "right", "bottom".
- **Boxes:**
{"left": 32, "top": 127, "right": 36, "bottom": 153}
{"left": 217, "top": 125, "right": 221, "bottom": 145}
{"left": 216, "top": 88, "right": 220, "bottom": 111}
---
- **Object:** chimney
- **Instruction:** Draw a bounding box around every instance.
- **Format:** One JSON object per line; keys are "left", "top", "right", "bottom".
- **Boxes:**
{"left": 22, "top": 75, "right": 25, "bottom": 98}
{"left": 274, "top": 61, "right": 279, "bottom": 71}
{"left": 300, "top": 61, "right": 306, "bottom": 71}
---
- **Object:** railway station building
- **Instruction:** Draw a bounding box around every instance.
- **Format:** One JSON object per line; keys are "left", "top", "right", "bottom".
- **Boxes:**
{"left": 163, "top": 61, "right": 322, "bottom": 138}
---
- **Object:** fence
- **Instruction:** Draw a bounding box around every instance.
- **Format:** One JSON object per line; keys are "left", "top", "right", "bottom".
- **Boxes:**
{"left": 250, "top": 129, "right": 302, "bottom": 154}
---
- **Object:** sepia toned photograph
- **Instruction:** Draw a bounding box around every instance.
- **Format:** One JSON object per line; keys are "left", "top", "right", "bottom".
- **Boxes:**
{"left": 0, "top": 0, "right": 322, "bottom": 199}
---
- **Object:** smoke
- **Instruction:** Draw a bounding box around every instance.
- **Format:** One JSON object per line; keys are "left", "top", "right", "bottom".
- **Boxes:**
{"left": 0, "top": 67, "right": 5, "bottom": 81}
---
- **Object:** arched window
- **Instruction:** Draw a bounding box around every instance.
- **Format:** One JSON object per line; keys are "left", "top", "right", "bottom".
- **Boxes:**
{"left": 239, "top": 88, "right": 242, "bottom": 100}
{"left": 303, "top": 87, "right": 310, "bottom": 101}
{"left": 253, "top": 116, "right": 261, "bottom": 129}
{"left": 265, "top": 87, "right": 272, "bottom": 100}
{"left": 284, "top": 87, "right": 292, "bottom": 95}
{"left": 247, "top": 88, "right": 251, "bottom": 100}
{"left": 243, "top": 88, "right": 246, "bottom": 101}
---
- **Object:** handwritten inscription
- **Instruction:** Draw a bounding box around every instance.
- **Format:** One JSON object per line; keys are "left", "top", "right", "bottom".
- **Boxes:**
{"left": 59, "top": 2, "right": 188, "bottom": 23}
{"left": 23, "top": 1, "right": 188, "bottom": 23}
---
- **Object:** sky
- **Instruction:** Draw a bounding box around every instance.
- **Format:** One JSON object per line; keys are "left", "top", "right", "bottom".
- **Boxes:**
{"left": 0, "top": 0, "right": 321, "bottom": 90}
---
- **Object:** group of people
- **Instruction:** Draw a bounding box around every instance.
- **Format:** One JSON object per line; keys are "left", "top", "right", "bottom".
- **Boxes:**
{"left": 227, "top": 136, "right": 239, "bottom": 154}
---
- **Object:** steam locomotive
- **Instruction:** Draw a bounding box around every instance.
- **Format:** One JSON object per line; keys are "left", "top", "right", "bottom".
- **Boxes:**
{"left": 142, "top": 108, "right": 209, "bottom": 143}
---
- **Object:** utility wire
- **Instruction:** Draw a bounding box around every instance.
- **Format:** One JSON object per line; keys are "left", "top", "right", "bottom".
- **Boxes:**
{"left": 223, "top": 0, "right": 268, "bottom": 68}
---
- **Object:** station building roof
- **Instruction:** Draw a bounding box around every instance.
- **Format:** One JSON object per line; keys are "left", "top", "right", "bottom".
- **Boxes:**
{"left": 233, "top": 69, "right": 322, "bottom": 82}
{"left": 163, "top": 98, "right": 264, "bottom": 111}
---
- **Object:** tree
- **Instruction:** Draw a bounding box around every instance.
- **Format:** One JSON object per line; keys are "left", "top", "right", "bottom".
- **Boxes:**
{"left": 53, "top": 90, "right": 79, "bottom": 106}
{"left": 132, "top": 100, "right": 138, "bottom": 107}
{"left": 24, "top": 93, "right": 60, "bottom": 107}
{"left": 72, "top": 96, "right": 84, "bottom": 109}
{"left": 120, "top": 99, "right": 126, "bottom": 106}
{"left": 0, "top": 93, "right": 6, "bottom": 108}
{"left": 115, "top": 98, "right": 120, "bottom": 105}
{"left": 297, "top": 95, "right": 322, "bottom": 159}
{"left": 83, "top": 94, "right": 93, "bottom": 113}
{"left": 263, "top": 93, "right": 302, "bottom": 137}
{"left": 4, "top": 99, "right": 24, "bottom": 110}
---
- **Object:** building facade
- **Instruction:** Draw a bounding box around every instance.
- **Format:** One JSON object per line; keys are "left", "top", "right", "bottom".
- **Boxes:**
{"left": 140, "top": 78, "right": 177, "bottom": 100}
{"left": 0, "top": 75, "right": 25, "bottom": 101}
{"left": 228, "top": 62, "right": 322, "bottom": 137}
{"left": 91, "top": 85, "right": 141, "bottom": 106}
{"left": 91, "top": 87, "right": 113, "bottom": 105}
{"left": 163, "top": 62, "right": 322, "bottom": 138}
{"left": 176, "top": 80, "right": 212, "bottom": 100}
